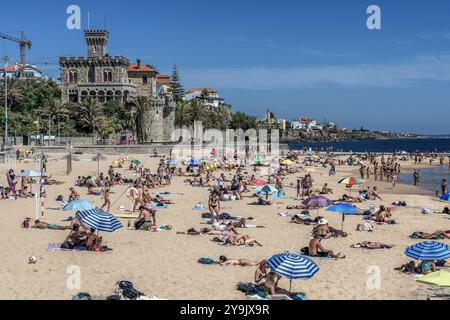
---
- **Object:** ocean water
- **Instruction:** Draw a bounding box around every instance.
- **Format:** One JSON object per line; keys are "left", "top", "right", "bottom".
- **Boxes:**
{"left": 289, "top": 138, "right": 450, "bottom": 153}
{"left": 398, "top": 164, "right": 450, "bottom": 192}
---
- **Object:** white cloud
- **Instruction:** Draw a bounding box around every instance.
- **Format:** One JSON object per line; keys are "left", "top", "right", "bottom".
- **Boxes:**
{"left": 182, "top": 54, "right": 450, "bottom": 90}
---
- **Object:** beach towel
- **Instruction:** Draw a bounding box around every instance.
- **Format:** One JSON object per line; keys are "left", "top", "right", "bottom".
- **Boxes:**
{"left": 155, "top": 204, "right": 169, "bottom": 209}
{"left": 48, "top": 243, "right": 88, "bottom": 252}
{"left": 192, "top": 203, "right": 205, "bottom": 211}
{"left": 158, "top": 192, "right": 183, "bottom": 196}
{"left": 278, "top": 212, "right": 311, "bottom": 218}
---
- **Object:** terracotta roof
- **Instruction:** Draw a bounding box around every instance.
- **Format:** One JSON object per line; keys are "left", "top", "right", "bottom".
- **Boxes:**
{"left": 187, "top": 88, "right": 217, "bottom": 94}
{"left": 156, "top": 74, "right": 170, "bottom": 85}
{"left": 128, "top": 64, "right": 156, "bottom": 73}
{"left": 0, "top": 65, "right": 19, "bottom": 72}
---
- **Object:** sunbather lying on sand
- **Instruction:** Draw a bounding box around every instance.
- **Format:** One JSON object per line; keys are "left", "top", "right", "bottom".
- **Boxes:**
{"left": 301, "top": 235, "right": 346, "bottom": 259}
{"left": 212, "top": 234, "right": 263, "bottom": 246}
{"left": 31, "top": 220, "right": 71, "bottom": 230}
{"left": 351, "top": 242, "right": 394, "bottom": 249}
{"left": 411, "top": 231, "right": 450, "bottom": 240}
{"left": 312, "top": 218, "right": 348, "bottom": 238}
{"left": 219, "top": 256, "right": 262, "bottom": 266}
{"left": 290, "top": 216, "right": 316, "bottom": 225}
{"left": 250, "top": 197, "right": 272, "bottom": 206}
{"left": 338, "top": 194, "right": 362, "bottom": 203}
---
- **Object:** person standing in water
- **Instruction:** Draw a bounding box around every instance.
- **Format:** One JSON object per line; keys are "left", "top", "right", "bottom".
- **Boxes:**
{"left": 413, "top": 170, "right": 420, "bottom": 187}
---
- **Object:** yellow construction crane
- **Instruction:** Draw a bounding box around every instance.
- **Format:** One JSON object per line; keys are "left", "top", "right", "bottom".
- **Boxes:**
{"left": 0, "top": 31, "right": 32, "bottom": 78}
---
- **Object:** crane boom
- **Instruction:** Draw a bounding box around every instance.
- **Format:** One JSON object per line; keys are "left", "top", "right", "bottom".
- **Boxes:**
{"left": 0, "top": 31, "right": 32, "bottom": 78}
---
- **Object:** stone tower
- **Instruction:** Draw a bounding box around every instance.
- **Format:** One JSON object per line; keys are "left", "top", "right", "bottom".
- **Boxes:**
{"left": 85, "top": 30, "right": 109, "bottom": 58}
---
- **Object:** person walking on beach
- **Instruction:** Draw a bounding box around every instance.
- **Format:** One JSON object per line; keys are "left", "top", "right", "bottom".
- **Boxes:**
{"left": 441, "top": 179, "right": 448, "bottom": 196}
{"left": 392, "top": 173, "right": 397, "bottom": 189}
{"left": 101, "top": 188, "right": 112, "bottom": 212}
{"left": 413, "top": 170, "right": 420, "bottom": 187}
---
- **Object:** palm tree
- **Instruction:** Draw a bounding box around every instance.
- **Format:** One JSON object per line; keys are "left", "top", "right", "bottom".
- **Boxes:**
{"left": 132, "top": 96, "right": 151, "bottom": 143}
{"left": 0, "top": 78, "right": 24, "bottom": 110}
{"left": 39, "top": 98, "right": 69, "bottom": 140}
{"left": 175, "top": 100, "right": 189, "bottom": 128}
{"left": 75, "top": 97, "right": 105, "bottom": 144}
{"left": 187, "top": 100, "right": 204, "bottom": 124}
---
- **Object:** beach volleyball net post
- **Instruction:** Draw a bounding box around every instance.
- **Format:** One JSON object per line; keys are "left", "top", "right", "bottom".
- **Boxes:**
{"left": 66, "top": 152, "right": 72, "bottom": 175}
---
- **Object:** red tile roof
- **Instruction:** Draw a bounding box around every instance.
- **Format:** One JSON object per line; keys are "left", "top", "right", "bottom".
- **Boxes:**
{"left": 156, "top": 74, "right": 170, "bottom": 85}
{"left": 128, "top": 64, "right": 156, "bottom": 73}
{"left": 0, "top": 65, "right": 19, "bottom": 72}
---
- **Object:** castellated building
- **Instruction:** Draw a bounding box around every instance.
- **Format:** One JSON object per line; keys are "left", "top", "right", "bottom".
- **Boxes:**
{"left": 59, "top": 30, "right": 175, "bottom": 143}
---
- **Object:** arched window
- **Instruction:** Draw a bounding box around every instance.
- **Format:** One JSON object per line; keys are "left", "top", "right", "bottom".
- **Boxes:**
{"left": 68, "top": 70, "right": 78, "bottom": 83}
{"left": 103, "top": 69, "right": 113, "bottom": 83}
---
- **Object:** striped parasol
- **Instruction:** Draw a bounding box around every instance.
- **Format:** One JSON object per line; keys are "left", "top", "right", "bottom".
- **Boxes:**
{"left": 338, "top": 177, "right": 363, "bottom": 186}
{"left": 267, "top": 252, "right": 319, "bottom": 292}
{"left": 405, "top": 241, "right": 450, "bottom": 261}
{"left": 64, "top": 199, "right": 96, "bottom": 212}
{"left": 76, "top": 209, "right": 123, "bottom": 233}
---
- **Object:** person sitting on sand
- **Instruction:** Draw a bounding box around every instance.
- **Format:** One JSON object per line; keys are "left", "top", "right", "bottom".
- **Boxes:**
{"left": 350, "top": 242, "right": 394, "bottom": 249}
{"left": 370, "top": 186, "right": 383, "bottom": 201}
{"left": 85, "top": 228, "right": 103, "bottom": 251}
{"left": 320, "top": 183, "right": 333, "bottom": 195}
{"left": 134, "top": 205, "right": 156, "bottom": 230}
{"left": 302, "top": 235, "right": 346, "bottom": 259}
{"left": 19, "top": 186, "right": 33, "bottom": 198}
{"left": 259, "top": 272, "right": 293, "bottom": 300}
{"left": 420, "top": 260, "right": 437, "bottom": 275}
{"left": 375, "top": 205, "right": 394, "bottom": 223}
{"left": 255, "top": 260, "right": 269, "bottom": 286}
{"left": 31, "top": 220, "right": 71, "bottom": 230}
{"left": 68, "top": 188, "right": 80, "bottom": 202}
{"left": 399, "top": 261, "right": 419, "bottom": 274}
{"left": 411, "top": 230, "right": 450, "bottom": 240}
{"left": 312, "top": 219, "right": 348, "bottom": 239}
{"left": 251, "top": 196, "right": 272, "bottom": 206}
{"left": 63, "top": 223, "right": 88, "bottom": 248}
{"left": 218, "top": 256, "right": 262, "bottom": 266}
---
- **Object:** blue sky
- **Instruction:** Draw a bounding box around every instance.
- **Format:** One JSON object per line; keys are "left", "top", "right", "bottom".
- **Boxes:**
{"left": 1, "top": 0, "right": 450, "bottom": 134}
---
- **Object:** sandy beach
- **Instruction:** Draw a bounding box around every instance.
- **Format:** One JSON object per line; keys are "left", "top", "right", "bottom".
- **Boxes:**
{"left": 0, "top": 152, "right": 449, "bottom": 300}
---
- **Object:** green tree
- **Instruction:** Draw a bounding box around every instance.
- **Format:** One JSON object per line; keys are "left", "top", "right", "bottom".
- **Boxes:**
{"left": 231, "top": 111, "right": 257, "bottom": 131}
{"left": 39, "top": 97, "right": 70, "bottom": 138}
{"left": 75, "top": 97, "right": 105, "bottom": 144}
{"left": 169, "top": 64, "right": 185, "bottom": 102}
{"left": 175, "top": 100, "right": 189, "bottom": 128}
{"left": 132, "top": 96, "right": 151, "bottom": 143}
{"left": 0, "top": 78, "right": 25, "bottom": 111}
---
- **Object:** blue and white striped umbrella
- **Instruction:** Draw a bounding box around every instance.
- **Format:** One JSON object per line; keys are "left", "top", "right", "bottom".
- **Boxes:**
{"left": 18, "top": 170, "right": 42, "bottom": 177}
{"left": 405, "top": 241, "right": 450, "bottom": 261}
{"left": 268, "top": 252, "right": 319, "bottom": 280}
{"left": 76, "top": 209, "right": 123, "bottom": 233}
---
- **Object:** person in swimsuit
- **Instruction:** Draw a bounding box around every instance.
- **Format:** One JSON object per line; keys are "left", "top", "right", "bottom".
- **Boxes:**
{"left": 412, "top": 231, "right": 450, "bottom": 240}
{"left": 32, "top": 220, "right": 71, "bottom": 230}
{"left": 420, "top": 261, "right": 437, "bottom": 275}
{"left": 218, "top": 256, "right": 262, "bottom": 266}
{"left": 305, "top": 235, "right": 345, "bottom": 259}
{"left": 208, "top": 190, "right": 220, "bottom": 223}
{"left": 350, "top": 242, "right": 394, "bottom": 249}
{"left": 68, "top": 188, "right": 80, "bottom": 202}
{"left": 135, "top": 205, "right": 156, "bottom": 229}
{"left": 100, "top": 188, "right": 112, "bottom": 212}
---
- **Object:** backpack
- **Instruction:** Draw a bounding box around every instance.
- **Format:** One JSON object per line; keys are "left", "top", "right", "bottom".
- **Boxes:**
{"left": 198, "top": 257, "right": 215, "bottom": 265}
{"left": 21, "top": 219, "right": 30, "bottom": 229}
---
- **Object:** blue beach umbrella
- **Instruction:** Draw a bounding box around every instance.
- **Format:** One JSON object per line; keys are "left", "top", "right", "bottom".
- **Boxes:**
{"left": 326, "top": 203, "right": 361, "bottom": 232}
{"left": 405, "top": 242, "right": 450, "bottom": 261}
{"left": 267, "top": 252, "right": 319, "bottom": 292}
{"left": 64, "top": 199, "right": 96, "bottom": 212}
{"left": 76, "top": 209, "right": 123, "bottom": 233}
{"left": 18, "top": 170, "right": 42, "bottom": 177}
{"left": 189, "top": 158, "right": 201, "bottom": 167}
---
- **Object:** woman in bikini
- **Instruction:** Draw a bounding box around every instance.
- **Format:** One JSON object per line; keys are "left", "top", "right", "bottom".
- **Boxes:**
{"left": 208, "top": 190, "right": 221, "bottom": 223}
{"left": 100, "top": 188, "right": 112, "bottom": 212}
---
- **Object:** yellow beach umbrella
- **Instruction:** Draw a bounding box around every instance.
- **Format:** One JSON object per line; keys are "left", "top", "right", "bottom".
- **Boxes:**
{"left": 281, "top": 159, "right": 294, "bottom": 165}
{"left": 416, "top": 271, "right": 450, "bottom": 287}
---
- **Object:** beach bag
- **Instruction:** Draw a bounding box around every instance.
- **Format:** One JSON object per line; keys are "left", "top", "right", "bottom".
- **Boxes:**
{"left": 56, "top": 195, "right": 64, "bottom": 202}
{"left": 21, "top": 219, "right": 30, "bottom": 229}
{"left": 134, "top": 219, "right": 145, "bottom": 230}
{"left": 61, "top": 242, "right": 74, "bottom": 250}
{"left": 72, "top": 292, "right": 91, "bottom": 300}
{"left": 198, "top": 257, "right": 215, "bottom": 265}
{"left": 357, "top": 222, "right": 374, "bottom": 232}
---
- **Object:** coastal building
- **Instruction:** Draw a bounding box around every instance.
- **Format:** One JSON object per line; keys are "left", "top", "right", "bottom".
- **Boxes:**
{"left": 59, "top": 30, "right": 175, "bottom": 143}
{"left": 185, "top": 88, "right": 224, "bottom": 108}
{"left": 291, "top": 117, "right": 318, "bottom": 131}
{"left": 259, "top": 109, "right": 287, "bottom": 131}
{"left": 0, "top": 64, "right": 44, "bottom": 79}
